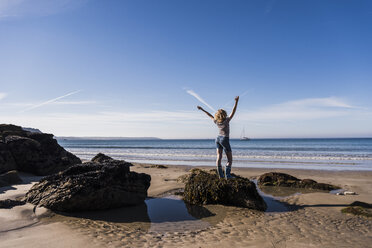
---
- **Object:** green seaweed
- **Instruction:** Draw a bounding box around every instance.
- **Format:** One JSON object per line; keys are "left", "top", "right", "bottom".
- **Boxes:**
{"left": 182, "top": 169, "right": 267, "bottom": 211}
{"left": 341, "top": 206, "right": 372, "bottom": 218}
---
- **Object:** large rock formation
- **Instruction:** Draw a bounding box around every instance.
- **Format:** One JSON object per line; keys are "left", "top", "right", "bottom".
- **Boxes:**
{"left": 0, "top": 141, "right": 17, "bottom": 173}
{"left": 0, "top": 124, "right": 81, "bottom": 175}
{"left": 183, "top": 169, "right": 267, "bottom": 211}
{"left": 258, "top": 172, "right": 340, "bottom": 191}
{"left": 23, "top": 155, "right": 151, "bottom": 212}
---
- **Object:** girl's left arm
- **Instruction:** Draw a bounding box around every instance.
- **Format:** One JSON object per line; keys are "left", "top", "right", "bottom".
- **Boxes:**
{"left": 229, "top": 96, "right": 239, "bottom": 119}
{"left": 197, "top": 106, "right": 215, "bottom": 120}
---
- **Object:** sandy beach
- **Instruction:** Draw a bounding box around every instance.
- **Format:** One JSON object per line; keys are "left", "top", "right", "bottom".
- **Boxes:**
{"left": 1, "top": 165, "right": 372, "bottom": 248}
{"left": 2, "top": 0, "right": 371, "bottom": 247}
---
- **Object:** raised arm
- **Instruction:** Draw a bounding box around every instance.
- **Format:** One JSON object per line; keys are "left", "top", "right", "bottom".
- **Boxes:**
{"left": 229, "top": 96, "right": 239, "bottom": 119}
{"left": 197, "top": 106, "right": 214, "bottom": 120}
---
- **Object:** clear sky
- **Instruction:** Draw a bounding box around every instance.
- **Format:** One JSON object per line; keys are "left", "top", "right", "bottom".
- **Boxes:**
{"left": 0, "top": 0, "right": 371, "bottom": 139}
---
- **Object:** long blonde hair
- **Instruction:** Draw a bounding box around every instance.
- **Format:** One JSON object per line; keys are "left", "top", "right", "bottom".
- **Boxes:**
{"left": 214, "top": 109, "right": 227, "bottom": 123}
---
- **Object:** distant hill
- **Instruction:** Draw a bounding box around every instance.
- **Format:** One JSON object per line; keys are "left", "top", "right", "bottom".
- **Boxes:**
{"left": 57, "top": 136, "right": 161, "bottom": 140}
{"left": 22, "top": 127, "right": 43, "bottom": 133}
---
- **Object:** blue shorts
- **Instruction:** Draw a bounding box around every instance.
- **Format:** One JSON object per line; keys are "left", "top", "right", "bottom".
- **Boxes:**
{"left": 215, "top": 136, "right": 232, "bottom": 152}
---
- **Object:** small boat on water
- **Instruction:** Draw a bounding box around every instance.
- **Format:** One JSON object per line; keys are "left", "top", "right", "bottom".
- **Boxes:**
{"left": 240, "top": 128, "right": 250, "bottom": 141}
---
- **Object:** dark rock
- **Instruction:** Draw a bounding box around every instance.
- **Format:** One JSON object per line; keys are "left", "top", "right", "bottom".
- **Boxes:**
{"left": 91, "top": 153, "right": 114, "bottom": 163}
{"left": 0, "top": 124, "right": 81, "bottom": 175}
{"left": 0, "top": 141, "right": 17, "bottom": 174}
{"left": 23, "top": 156, "right": 151, "bottom": 212}
{"left": 258, "top": 172, "right": 299, "bottom": 187}
{"left": 0, "top": 170, "right": 22, "bottom": 187}
{"left": 183, "top": 169, "right": 267, "bottom": 211}
{"left": 0, "top": 124, "right": 24, "bottom": 132}
{"left": 0, "top": 199, "right": 26, "bottom": 209}
{"left": 0, "top": 124, "right": 28, "bottom": 141}
{"left": 350, "top": 201, "right": 372, "bottom": 208}
{"left": 258, "top": 172, "right": 340, "bottom": 191}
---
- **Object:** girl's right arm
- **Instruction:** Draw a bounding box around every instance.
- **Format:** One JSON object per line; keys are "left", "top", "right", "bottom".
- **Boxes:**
{"left": 197, "top": 106, "right": 214, "bottom": 120}
{"left": 229, "top": 96, "right": 239, "bottom": 119}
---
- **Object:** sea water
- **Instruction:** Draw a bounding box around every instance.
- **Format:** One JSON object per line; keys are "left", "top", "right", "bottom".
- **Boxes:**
{"left": 57, "top": 138, "right": 372, "bottom": 171}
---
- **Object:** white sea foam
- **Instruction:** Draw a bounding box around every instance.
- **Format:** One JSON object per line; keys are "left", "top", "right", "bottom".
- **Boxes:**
{"left": 69, "top": 149, "right": 372, "bottom": 161}
{"left": 59, "top": 138, "right": 372, "bottom": 171}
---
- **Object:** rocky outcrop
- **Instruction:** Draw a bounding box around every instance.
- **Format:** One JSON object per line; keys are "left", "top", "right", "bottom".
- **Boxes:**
{"left": 258, "top": 172, "right": 340, "bottom": 191}
{"left": 0, "top": 170, "right": 22, "bottom": 187}
{"left": 23, "top": 155, "right": 151, "bottom": 212}
{"left": 91, "top": 153, "right": 114, "bottom": 163}
{"left": 341, "top": 201, "right": 372, "bottom": 218}
{"left": 183, "top": 169, "right": 267, "bottom": 211}
{"left": 0, "top": 141, "right": 17, "bottom": 173}
{"left": 0, "top": 124, "right": 81, "bottom": 176}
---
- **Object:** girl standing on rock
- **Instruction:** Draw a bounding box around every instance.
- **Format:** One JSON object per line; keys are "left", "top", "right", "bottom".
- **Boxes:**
{"left": 197, "top": 96, "right": 239, "bottom": 179}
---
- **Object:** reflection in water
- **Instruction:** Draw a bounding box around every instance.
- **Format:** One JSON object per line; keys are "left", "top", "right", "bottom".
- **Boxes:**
{"left": 253, "top": 180, "right": 292, "bottom": 213}
{"left": 55, "top": 196, "right": 216, "bottom": 224}
{"left": 260, "top": 194, "right": 290, "bottom": 213}
{"left": 59, "top": 203, "right": 150, "bottom": 223}
{"left": 259, "top": 186, "right": 326, "bottom": 198}
{"left": 186, "top": 203, "right": 215, "bottom": 219}
{"left": 52, "top": 195, "right": 223, "bottom": 234}
{"left": 146, "top": 196, "right": 215, "bottom": 222}
{"left": 146, "top": 196, "right": 213, "bottom": 233}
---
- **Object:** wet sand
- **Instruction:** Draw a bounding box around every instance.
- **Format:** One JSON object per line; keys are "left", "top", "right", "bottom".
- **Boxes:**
{"left": 1, "top": 165, "right": 372, "bottom": 247}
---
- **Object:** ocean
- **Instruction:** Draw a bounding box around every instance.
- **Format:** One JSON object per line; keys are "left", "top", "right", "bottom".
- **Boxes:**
{"left": 57, "top": 138, "right": 372, "bottom": 171}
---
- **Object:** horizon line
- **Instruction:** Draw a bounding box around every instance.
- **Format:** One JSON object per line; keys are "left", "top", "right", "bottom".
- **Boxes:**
{"left": 56, "top": 136, "right": 372, "bottom": 140}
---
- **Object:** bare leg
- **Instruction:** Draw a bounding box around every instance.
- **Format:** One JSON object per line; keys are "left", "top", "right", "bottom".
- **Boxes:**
{"left": 216, "top": 149, "right": 224, "bottom": 178}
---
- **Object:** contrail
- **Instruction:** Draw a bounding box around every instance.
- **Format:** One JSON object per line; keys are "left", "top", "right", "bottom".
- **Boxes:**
{"left": 20, "top": 90, "right": 82, "bottom": 112}
{"left": 186, "top": 90, "right": 216, "bottom": 112}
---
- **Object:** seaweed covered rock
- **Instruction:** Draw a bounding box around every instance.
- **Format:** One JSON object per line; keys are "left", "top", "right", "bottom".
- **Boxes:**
{"left": 0, "top": 124, "right": 81, "bottom": 175}
{"left": 341, "top": 201, "right": 372, "bottom": 218}
{"left": 23, "top": 155, "right": 151, "bottom": 212}
{"left": 258, "top": 172, "right": 339, "bottom": 191}
{"left": 183, "top": 169, "right": 267, "bottom": 211}
{"left": 91, "top": 153, "right": 114, "bottom": 163}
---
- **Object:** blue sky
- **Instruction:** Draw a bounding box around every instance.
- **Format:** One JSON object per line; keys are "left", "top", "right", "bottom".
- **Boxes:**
{"left": 0, "top": 0, "right": 371, "bottom": 138}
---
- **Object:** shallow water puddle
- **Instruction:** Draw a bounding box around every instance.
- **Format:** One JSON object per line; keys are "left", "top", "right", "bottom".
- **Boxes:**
{"left": 251, "top": 180, "right": 292, "bottom": 213}
{"left": 50, "top": 195, "right": 226, "bottom": 234}
{"left": 146, "top": 195, "right": 213, "bottom": 232}
{"left": 254, "top": 180, "right": 340, "bottom": 213}
{"left": 146, "top": 195, "right": 213, "bottom": 222}
{"left": 257, "top": 189, "right": 291, "bottom": 213}
{"left": 44, "top": 185, "right": 310, "bottom": 235}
